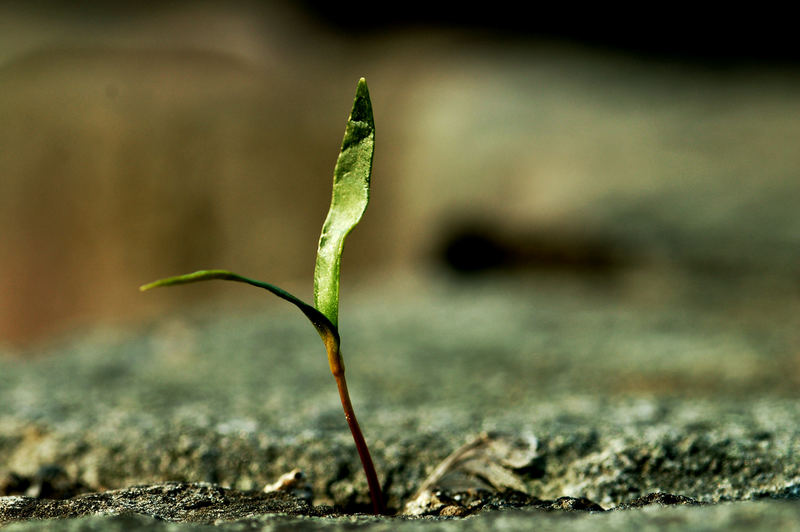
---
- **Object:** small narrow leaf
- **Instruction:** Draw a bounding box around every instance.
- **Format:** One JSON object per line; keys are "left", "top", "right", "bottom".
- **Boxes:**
{"left": 141, "top": 270, "right": 338, "bottom": 343}
{"left": 314, "top": 78, "right": 375, "bottom": 327}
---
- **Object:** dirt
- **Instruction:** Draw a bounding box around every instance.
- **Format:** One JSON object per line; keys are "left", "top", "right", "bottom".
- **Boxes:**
{"left": 2, "top": 273, "right": 800, "bottom": 529}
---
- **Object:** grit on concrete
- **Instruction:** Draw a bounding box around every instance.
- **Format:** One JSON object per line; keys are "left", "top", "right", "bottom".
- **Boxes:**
{"left": 1, "top": 270, "right": 800, "bottom": 529}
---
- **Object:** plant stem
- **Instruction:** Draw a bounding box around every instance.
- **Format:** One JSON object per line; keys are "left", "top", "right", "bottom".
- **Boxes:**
{"left": 323, "top": 333, "right": 384, "bottom": 514}
{"left": 333, "top": 370, "right": 385, "bottom": 514}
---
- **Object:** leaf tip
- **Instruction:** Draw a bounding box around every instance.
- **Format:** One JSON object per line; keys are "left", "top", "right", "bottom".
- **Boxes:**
{"left": 349, "top": 77, "right": 373, "bottom": 128}
{"left": 139, "top": 281, "right": 159, "bottom": 292}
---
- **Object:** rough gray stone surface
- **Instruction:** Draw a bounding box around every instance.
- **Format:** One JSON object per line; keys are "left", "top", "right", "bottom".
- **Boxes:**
{"left": 2, "top": 272, "right": 800, "bottom": 528}
{"left": 0, "top": 481, "right": 328, "bottom": 526}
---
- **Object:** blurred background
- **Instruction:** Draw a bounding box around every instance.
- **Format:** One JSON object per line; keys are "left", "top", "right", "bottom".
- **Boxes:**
{"left": 1, "top": 1, "right": 799, "bottom": 346}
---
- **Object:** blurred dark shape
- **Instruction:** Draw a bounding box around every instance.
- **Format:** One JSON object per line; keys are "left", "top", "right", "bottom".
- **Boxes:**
{"left": 438, "top": 222, "right": 627, "bottom": 275}
{"left": 438, "top": 220, "right": 800, "bottom": 280}
{"left": 0, "top": 472, "right": 28, "bottom": 496}
{"left": 441, "top": 228, "right": 508, "bottom": 274}
{"left": 299, "top": 1, "right": 800, "bottom": 66}
{"left": 0, "top": 465, "right": 88, "bottom": 499}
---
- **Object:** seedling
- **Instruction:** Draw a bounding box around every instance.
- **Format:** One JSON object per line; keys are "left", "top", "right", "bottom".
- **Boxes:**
{"left": 141, "top": 78, "right": 385, "bottom": 514}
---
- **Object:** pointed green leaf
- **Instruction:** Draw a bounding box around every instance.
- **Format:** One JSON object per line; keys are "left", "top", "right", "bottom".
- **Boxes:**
{"left": 141, "top": 269, "right": 338, "bottom": 343}
{"left": 314, "top": 78, "right": 374, "bottom": 327}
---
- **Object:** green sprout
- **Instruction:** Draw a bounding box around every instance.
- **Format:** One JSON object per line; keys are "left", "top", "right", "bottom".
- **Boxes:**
{"left": 141, "top": 78, "right": 384, "bottom": 514}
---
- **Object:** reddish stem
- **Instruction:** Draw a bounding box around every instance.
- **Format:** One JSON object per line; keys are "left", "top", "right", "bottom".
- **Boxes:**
{"left": 334, "top": 373, "right": 385, "bottom": 515}
{"left": 324, "top": 335, "right": 384, "bottom": 514}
